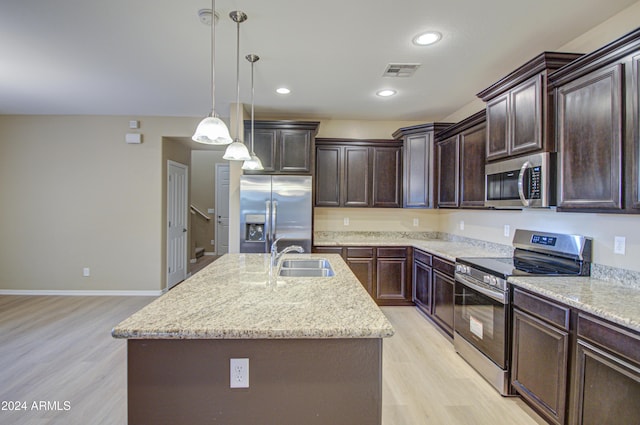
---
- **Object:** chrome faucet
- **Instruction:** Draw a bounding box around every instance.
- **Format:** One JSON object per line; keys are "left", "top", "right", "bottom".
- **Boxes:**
{"left": 269, "top": 237, "right": 304, "bottom": 283}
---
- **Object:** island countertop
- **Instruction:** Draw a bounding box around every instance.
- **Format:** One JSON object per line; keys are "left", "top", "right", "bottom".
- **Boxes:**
{"left": 112, "top": 253, "right": 394, "bottom": 340}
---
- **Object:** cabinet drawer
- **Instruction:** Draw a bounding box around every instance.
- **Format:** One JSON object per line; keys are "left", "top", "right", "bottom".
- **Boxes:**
{"left": 312, "top": 246, "right": 344, "bottom": 256}
{"left": 346, "top": 247, "right": 374, "bottom": 258}
{"left": 377, "top": 247, "right": 407, "bottom": 258}
{"left": 513, "top": 289, "right": 570, "bottom": 330}
{"left": 414, "top": 249, "right": 432, "bottom": 266}
{"left": 432, "top": 256, "right": 455, "bottom": 276}
{"left": 578, "top": 314, "right": 640, "bottom": 365}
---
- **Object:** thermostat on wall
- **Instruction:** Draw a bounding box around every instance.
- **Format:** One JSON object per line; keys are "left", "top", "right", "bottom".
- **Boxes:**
{"left": 126, "top": 133, "right": 142, "bottom": 144}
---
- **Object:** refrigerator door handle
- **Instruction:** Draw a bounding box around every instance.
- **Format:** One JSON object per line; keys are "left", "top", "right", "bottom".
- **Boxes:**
{"left": 272, "top": 200, "right": 278, "bottom": 242}
{"left": 265, "top": 200, "right": 271, "bottom": 249}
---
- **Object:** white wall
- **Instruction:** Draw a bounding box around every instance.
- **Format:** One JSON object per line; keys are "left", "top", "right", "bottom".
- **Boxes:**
{"left": 0, "top": 115, "right": 198, "bottom": 292}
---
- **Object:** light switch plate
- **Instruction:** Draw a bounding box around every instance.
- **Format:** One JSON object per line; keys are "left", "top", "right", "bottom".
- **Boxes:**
{"left": 614, "top": 236, "right": 626, "bottom": 255}
{"left": 343, "top": 217, "right": 350, "bottom": 226}
{"left": 504, "top": 225, "right": 510, "bottom": 237}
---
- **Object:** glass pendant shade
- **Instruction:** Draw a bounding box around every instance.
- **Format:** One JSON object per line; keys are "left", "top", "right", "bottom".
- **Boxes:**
{"left": 224, "top": 10, "right": 251, "bottom": 161}
{"left": 192, "top": 115, "right": 232, "bottom": 144}
{"left": 223, "top": 139, "right": 252, "bottom": 160}
{"left": 242, "top": 153, "right": 264, "bottom": 170}
{"left": 193, "top": 0, "right": 231, "bottom": 145}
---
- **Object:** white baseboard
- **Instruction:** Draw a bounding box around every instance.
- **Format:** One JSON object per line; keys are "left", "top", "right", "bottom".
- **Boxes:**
{"left": 0, "top": 289, "right": 163, "bottom": 296}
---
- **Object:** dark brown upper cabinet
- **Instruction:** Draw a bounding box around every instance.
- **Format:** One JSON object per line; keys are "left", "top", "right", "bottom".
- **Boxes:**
{"left": 478, "top": 52, "right": 582, "bottom": 162}
{"left": 315, "top": 139, "right": 402, "bottom": 208}
{"left": 549, "top": 27, "right": 640, "bottom": 213}
{"left": 393, "top": 123, "right": 452, "bottom": 208}
{"left": 243, "top": 120, "right": 319, "bottom": 175}
{"left": 435, "top": 111, "right": 487, "bottom": 208}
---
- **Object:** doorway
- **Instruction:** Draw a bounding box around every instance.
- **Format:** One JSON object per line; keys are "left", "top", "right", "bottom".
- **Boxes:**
{"left": 167, "top": 160, "right": 188, "bottom": 289}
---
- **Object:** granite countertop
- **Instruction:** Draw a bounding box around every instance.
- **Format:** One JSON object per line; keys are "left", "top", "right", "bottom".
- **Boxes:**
{"left": 315, "top": 231, "right": 640, "bottom": 334}
{"left": 314, "top": 233, "right": 513, "bottom": 262}
{"left": 508, "top": 275, "right": 640, "bottom": 333}
{"left": 112, "top": 253, "right": 394, "bottom": 340}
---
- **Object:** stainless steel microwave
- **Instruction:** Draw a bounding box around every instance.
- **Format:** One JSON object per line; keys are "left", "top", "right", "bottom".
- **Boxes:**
{"left": 485, "top": 152, "right": 556, "bottom": 208}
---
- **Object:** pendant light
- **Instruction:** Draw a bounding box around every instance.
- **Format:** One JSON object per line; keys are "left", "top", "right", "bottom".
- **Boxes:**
{"left": 223, "top": 11, "right": 252, "bottom": 161}
{"left": 242, "top": 54, "right": 264, "bottom": 171}
{"left": 192, "top": 0, "right": 232, "bottom": 145}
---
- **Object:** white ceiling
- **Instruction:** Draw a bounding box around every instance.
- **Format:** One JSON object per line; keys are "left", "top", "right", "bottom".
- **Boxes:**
{"left": 1, "top": 0, "right": 637, "bottom": 121}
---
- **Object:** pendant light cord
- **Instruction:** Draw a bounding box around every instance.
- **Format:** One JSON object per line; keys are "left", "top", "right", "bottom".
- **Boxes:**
{"left": 235, "top": 16, "right": 241, "bottom": 140}
{"left": 210, "top": 0, "right": 216, "bottom": 115}
{"left": 250, "top": 59, "right": 255, "bottom": 154}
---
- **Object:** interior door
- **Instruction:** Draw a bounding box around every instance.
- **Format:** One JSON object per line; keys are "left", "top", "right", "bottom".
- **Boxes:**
{"left": 215, "top": 164, "right": 230, "bottom": 255}
{"left": 167, "top": 161, "right": 188, "bottom": 289}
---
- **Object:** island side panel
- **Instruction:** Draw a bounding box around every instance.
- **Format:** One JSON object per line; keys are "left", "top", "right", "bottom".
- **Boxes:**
{"left": 127, "top": 338, "right": 382, "bottom": 425}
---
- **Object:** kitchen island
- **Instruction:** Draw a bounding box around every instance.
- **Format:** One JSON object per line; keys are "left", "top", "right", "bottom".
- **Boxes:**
{"left": 112, "top": 253, "right": 393, "bottom": 425}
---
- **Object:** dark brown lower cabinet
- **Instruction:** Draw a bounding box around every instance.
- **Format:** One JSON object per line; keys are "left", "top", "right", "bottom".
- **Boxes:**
{"left": 431, "top": 270, "right": 455, "bottom": 336}
{"left": 376, "top": 247, "right": 412, "bottom": 305}
{"left": 572, "top": 315, "right": 640, "bottom": 425}
{"left": 412, "top": 251, "right": 454, "bottom": 337}
{"left": 412, "top": 249, "right": 432, "bottom": 315}
{"left": 511, "top": 289, "right": 570, "bottom": 425}
{"left": 345, "top": 247, "right": 375, "bottom": 296}
{"left": 313, "top": 246, "right": 412, "bottom": 306}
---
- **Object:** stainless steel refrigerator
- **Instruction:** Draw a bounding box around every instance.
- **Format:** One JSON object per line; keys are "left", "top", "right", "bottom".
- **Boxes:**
{"left": 239, "top": 175, "right": 312, "bottom": 253}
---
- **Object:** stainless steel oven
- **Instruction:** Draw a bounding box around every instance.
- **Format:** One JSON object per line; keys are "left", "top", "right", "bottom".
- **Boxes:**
{"left": 454, "top": 229, "right": 592, "bottom": 396}
{"left": 485, "top": 152, "right": 555, "bottom": 208}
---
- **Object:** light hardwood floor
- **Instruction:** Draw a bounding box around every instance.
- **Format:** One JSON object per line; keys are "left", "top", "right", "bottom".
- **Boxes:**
{"left": 0, "top": 297, "right": 546, "bottom": 424}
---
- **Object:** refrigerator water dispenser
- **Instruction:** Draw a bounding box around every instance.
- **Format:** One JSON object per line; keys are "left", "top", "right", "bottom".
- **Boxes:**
{"left": 245, "top": 214, "right": 265, "bottom": 242}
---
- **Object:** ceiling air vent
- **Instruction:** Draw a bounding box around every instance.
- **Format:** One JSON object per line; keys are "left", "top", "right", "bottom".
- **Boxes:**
{"left": 382, "top": 63, "right": 421, "bottom": 77}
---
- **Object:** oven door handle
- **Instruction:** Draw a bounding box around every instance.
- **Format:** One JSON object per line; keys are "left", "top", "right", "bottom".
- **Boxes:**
{"left": 456, "top": 273, "right": 507, "bottom": 304}
{"left": 517, "top": 160, "right": 531, "bottom": 207}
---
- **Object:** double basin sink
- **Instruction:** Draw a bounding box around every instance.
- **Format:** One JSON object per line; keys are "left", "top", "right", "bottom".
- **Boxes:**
{"left": 278, "top": 258, "right": 335, "bottom": 277}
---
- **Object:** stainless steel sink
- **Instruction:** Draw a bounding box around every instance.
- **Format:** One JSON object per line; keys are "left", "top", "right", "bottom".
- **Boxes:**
{"left": 280, "top": 259, "right": 332, "bottom": 269}
{"left": 278, "top": 258, "right": 335, "bottom": 277}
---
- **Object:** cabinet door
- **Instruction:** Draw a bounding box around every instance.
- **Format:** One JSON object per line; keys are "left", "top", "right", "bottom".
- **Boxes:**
{"left": 413, "top": 259, "right": 432, "bottom": 315}
{"left": 510, "top": 75, "right": 543, "bottom": 155}
{"left": 431, "top": 270, "right": 454, "bottom": 336}
{"left": 372, "top": 147, "right": 402, "bottom": 208}
{"left": 279, "top": 130, "right": 311, "bottom": 173}
{"left": 557, "top": 63, "right": 623, "bottom": 210}
{"left": 343, "top": 147, "right": 370, "bottom": 207}
{"left": 460, "top": 122, "right": 486, "bottom": 207}
{"left": 251, "top": 129, "right": 278, "bottom": 172}
{"left": 346, "top": 257, "right": 375, "bottom": 295}
{"left": 437, "top": 135, "right": 460, "bottom": 207}
{"left": 376, "top": 257, "right": 409, "bottom": 304}
{"left": 404, "top": 133, "right": 433, "bottom": 208}
{"left": 512, "top": 309, "right": 569, "bottom": 425}
{"left": 633, "top": 54, "right": 640, "bottom": 209}
{"left": 486, "top": 94, "right": 509, "bottom": 160}
{"left": 315, "top": 146, "right": 341, "bottom": 206}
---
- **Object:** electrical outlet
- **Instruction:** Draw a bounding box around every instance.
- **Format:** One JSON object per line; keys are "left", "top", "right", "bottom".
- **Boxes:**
{"left": 83, "top": 267, "right": 90, "bottom": 277}
{"left": 230, "top": 358, "right": 249, "bottom": 388}
{"left": 413, "top": 218, "right": 419, "bottom": 227}
{"left": 459, "top": 221, "right": 465, "bottom": 231}
{"left": 614, "top": 236, "right": 626, "bottom": 255}
{"left": 211, "top": 240, "right": 215, "bottom": 246}
{"left": 343, "top": 217, "right": 350, "bottom": 226}
{"left": 504, "top": 225, "right": 510, "bottom": 237}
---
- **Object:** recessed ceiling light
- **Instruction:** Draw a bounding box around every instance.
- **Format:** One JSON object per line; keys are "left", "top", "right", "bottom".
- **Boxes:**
{"left": 376, "top": 89, "right": 397, "bottom": 97}
{"left": 413, "top": 31, "right": 442, "bottom": 46}
{"left": 276, "top": 87, "right": 291, "bottom": 94}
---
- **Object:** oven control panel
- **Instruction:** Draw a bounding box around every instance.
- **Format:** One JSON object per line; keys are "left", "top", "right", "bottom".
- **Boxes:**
{"left": 455, "top": 264, "right": 507, "bottom": 292}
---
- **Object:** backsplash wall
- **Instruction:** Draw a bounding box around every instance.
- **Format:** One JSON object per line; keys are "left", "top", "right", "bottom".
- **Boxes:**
{"left": 313, "top": 207, "right": 640, "bottom": 273}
